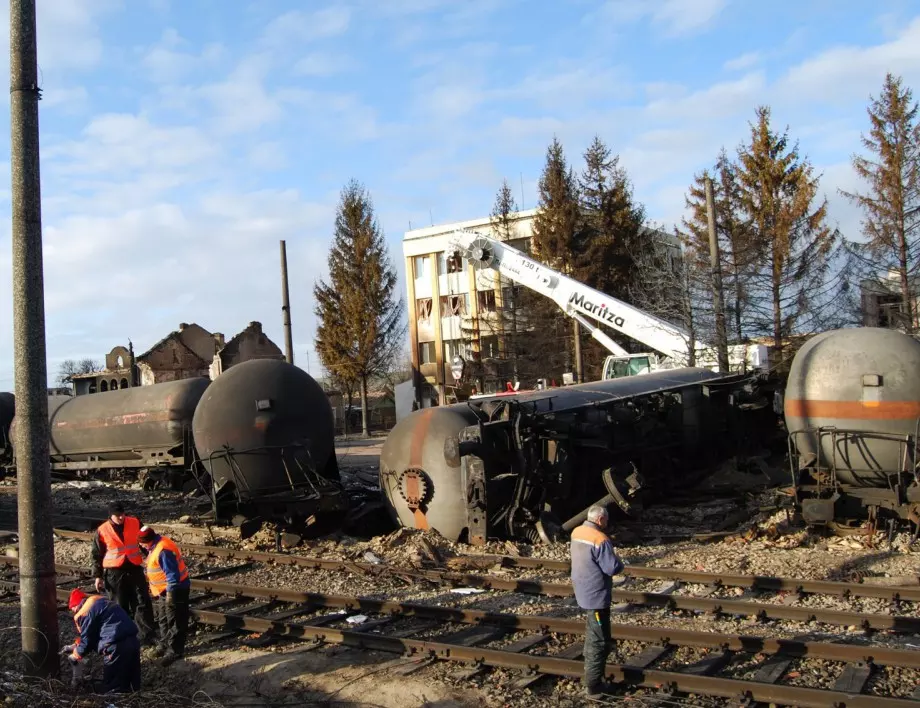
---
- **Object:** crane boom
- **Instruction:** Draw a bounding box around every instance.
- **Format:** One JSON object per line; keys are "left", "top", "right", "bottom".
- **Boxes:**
{"left": 450, "top": 229, "right": 768, "bottom": 376}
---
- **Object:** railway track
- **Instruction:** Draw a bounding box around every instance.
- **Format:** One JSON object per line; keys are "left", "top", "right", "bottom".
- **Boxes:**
{"left": 43, "top": 528, "right": 920, "bottom": 634}
{"left": 0, "top": 560, "right": 918, "bottom": 707}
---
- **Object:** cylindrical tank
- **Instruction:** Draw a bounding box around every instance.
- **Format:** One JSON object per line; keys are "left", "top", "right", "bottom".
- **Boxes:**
{"left": 785, "top": 327, "right": 920, "bottom": 486}
{"left": 380, "top": 367, "right": 725, "bottom": 541}
{"left": 380, "top": 405, "right": 480, "bottom": 541}
{"left": 192, "top": 359, "right": 337, "bottom": 500}
{"left": 0, "top": 393, "right": 14, "bottom": 462}
{"left": 11, "top": 379, "right": 209, "bottom": 463}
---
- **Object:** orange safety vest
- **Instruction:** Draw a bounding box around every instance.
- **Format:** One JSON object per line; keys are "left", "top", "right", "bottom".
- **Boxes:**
{"left": 71, "top": 595, "right": 105, "bottom": 661}
{"left": 98, "top": 517, "right": 143, "bottom": 568}
{"left": 145, "top": 536, "right": 189, "bottom": 597}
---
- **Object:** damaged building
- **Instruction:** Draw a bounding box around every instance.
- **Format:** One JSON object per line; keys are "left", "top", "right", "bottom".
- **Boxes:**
{"left": 71, "top": 321, "right": 284, "bottom": 395}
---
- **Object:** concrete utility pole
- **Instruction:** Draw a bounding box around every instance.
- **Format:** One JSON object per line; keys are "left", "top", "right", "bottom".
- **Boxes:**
{"left": 280, "top": 240, "right": 294, "bottom": 365}
{"left": 573, "top": 320, "right": 583, "bottom": 384}
{"left": 705, "top": 176, "right": 730, "bottom": 374}
{"left": 9, "top": 0, "right": 60, "bottom": 677}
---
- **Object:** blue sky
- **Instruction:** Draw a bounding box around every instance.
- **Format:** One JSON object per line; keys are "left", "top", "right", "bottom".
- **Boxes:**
{"left": 0, "top": 0, "right": 919, "bottom": 389}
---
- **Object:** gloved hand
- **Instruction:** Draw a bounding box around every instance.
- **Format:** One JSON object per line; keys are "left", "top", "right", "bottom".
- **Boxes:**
{"left": 94, "top": 577, "right": 104, "bottom": 593}
{"left": 59, "top": 644, "right": 75, "bottom": 655}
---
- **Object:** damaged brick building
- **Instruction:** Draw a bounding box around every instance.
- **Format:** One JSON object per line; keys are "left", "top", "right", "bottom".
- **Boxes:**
{"left": 71, "top": 321, "right": 283, "bottom": 395}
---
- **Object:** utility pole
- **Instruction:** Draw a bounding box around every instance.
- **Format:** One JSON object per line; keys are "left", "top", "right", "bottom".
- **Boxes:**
{"left": 573, "top": 320, "right": 583, "bottom": 383}
{"left": 9, "top": 0, "right": 60, "bottom": 677}
{"left": 705, "top": 176, "right": 730, "bottom": 374}
{"left": 280, "top": 240, "right": 294, "bottom": 365}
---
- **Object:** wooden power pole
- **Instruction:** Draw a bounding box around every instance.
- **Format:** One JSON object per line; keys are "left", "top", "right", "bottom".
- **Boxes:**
{"left": 280, "top": 240, "right": 294, "bottom": 365}
{"left": 9, "top": 0, "right": 60, "bottom": 677}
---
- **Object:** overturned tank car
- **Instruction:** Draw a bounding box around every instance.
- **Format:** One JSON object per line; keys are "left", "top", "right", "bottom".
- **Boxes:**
{"left": 0, "top": 392, "right": 14, "bottom": 468}
{"left": 785, "top": 327, "right": 920, "bottom": 530}
{"left": 381, "top": 368, "right": 775, "bottom": 544}
{"left": 192, "top": 358, "right": 348, "bottom": 538}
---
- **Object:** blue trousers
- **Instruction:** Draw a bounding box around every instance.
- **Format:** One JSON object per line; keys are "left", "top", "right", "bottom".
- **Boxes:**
{"left": 100, "top": 635, "right": 141, "bottom": 693}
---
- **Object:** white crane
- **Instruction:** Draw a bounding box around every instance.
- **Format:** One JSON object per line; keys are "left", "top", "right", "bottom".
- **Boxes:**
{"left": 449, "top": 229, "right": 768, "bottom": 380}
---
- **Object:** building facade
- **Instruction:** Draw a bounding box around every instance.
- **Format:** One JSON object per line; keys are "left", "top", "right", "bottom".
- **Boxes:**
{"left": 860, "top": 271, "right": 920, "bottom": 330}
{"left": 71, "top": 321, "right": 284, "bottom": 395}
{"left": 404, "top": 210, "right": 537, "bottom": 407}
{"left": 403, "top": 210, "right": 683, "bottom": 407}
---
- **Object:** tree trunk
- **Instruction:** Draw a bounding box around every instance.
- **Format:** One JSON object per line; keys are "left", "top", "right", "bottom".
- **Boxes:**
{"left": 772, "top": 247, "right": 783, "bottom": 366}
{"left": 899, "top": 226, "right": 913, "bottom": 332}
{"left": 359, "top": 376, "right": 369, "bottom": 437}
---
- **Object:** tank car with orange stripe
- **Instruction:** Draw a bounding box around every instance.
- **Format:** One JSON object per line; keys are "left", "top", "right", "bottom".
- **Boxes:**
{"left": 784, "top": 327, "right": 920, "bottom": 527}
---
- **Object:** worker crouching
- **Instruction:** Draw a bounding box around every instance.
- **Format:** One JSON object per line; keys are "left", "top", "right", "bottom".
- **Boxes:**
{"left": 64, "top": 588, "right": 141, "bottom": 694}
{"left": 138, "top": 525, "right": 191, "bottom": 664}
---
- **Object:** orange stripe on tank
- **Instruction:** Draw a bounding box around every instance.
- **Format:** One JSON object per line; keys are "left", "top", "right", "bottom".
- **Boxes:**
{"left": 785, "top": 399, "right": 920, "bottom": 420}
{"left": 407, "top": 408, "right": 434, "bottom": 529}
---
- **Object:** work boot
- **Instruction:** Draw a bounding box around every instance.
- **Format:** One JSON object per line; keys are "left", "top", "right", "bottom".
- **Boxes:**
{"left": 149, "top": 645, "right": 166, "bottom": 658}
{"left": 159, "top": 651, "right": 182, "bottom": 667}
{"left": 585, "top": 681, "right": 617, "bottom": 696}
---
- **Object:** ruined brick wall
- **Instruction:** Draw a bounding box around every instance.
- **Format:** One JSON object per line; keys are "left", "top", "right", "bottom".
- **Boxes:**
{"left": 138, "top": 337, "right": 210, "bottom": 385}
{"left": 220, "top": 324, "right": 284, "bottom": 370}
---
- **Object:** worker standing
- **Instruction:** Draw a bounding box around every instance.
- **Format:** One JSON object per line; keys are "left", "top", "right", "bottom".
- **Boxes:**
{"left": 91, "top": 502, "right": 156, "bottom": 644}
{"left": 570, "top": 505, "right": 624, "bottom": 696}
{"left": 137, "top": 525, "right": 191, "bottom": 664}
{"left": 63, "top": 588, "right": 141, "bottom": 694}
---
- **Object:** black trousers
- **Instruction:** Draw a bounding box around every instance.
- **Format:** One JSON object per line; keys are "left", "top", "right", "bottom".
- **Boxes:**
{"left": 99, "top": 635, "right": 141, "bottom": 693}
{"left": 103, "top": 564, "right": 156, "bottom": 642}
{"left": 583, "top": 608, "right": 612, "bottom": 688}
{"left": 153, "top": 587, "right": 190, "bottom": 657}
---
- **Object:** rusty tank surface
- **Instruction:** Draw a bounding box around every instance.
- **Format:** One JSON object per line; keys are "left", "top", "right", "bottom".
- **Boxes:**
{"left": 785, "top": 327, "right": 920, "bottom": 525}
{"left": 381, "top": 367, "right": 768, "bottom": 543}
{"left": 192, "top": 358, "right": 347, "bottom": 534}
{"left": 11, "top": 379, "right": 209, "bottom": 470}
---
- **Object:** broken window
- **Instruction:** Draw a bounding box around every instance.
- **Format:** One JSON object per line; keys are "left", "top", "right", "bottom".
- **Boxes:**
{"left": 416, "top": 298, "right": 433, "bottom": 321}
{"left": 116, "top": 355, "right": 124, "bottom": 368}
{"left": 120, "top": 378, "right": 129, "bottom": 389}
{"left": 414, "top": 255, "right": 430, "bottom": 280}
{"left": 418, "top": 341, "right": 436, "bottom": 364}
{"left": 478, "top": 290, "right": 497, "bottom": 313}
{"left": 480, "top": 335, "right": 500, "bottom": 359}
{"left": 439, "top": 294, "right": 467, "bottom": 317}
{"left": 438, "top": 251, "right": 463, "bottom": 275}
{"left": 110, "top": 379, "right": 118, "bottom": 391}
{"left": 444, "top": 339, "right": 468, "bottom": 362}
{"left": 100, "top": 380, "right": 108, "bottom": 392}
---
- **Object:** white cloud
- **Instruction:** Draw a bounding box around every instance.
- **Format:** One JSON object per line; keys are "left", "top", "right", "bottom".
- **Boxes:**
{"left": 776, "top": 17, "right": 920, "bottom": 104}
{"left": 293, "top": 52, "right": 356, "bottom": 77}
{"left": 142, "top": 29, "right": 225, "bottom": 84}
{"left": 198, "top": 56, "right": 285, "bottom": 135}
{"left": 590, "top": 0, "right": 730, "bottom": 37}
{"left": 260, "top": 6, "right": 351, "bottom": 50}
{"left": 644, "top": 71, "right": 766, "bottom": 123}
{"left": 723, "top": 51, "right": 761, "bottom": 72}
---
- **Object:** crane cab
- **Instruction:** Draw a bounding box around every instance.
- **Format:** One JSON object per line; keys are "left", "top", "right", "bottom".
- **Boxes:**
{"left": 602, "top": 353, "right": 657, "bottom": 379}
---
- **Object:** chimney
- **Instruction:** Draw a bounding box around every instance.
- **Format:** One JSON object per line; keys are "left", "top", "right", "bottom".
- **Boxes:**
{"left": 179, "top": 323, "right": 188, "bottom": 331}
{"left": 249, "top": 321, "right": 262, "bottom": 333}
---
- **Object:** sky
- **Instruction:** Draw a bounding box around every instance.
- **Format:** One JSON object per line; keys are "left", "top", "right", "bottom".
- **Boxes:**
{"left": 0, "top": 0, "right": 919, "bottom": 390}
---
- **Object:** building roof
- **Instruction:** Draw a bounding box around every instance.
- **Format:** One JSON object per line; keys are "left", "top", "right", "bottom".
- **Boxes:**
{"left": 403, "top": 208, "right": 539, "bottom": 243}
{"left": 71, "top": 368, "right": 132, "bottom": 380}
{"left": 137, "top": 323, "right": 208, "bottom": 362}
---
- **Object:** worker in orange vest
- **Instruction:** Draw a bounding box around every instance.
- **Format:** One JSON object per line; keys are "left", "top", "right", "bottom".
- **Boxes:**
{"left": 91, "top": 502, "right": 156, "bottom": 644}
{"left": 137, "top": 525, "right": 191, "bottom": 665}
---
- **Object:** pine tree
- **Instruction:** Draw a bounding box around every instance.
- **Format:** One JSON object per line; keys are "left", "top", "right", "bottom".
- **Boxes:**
{"left": 528, "top": 137, "right": 582, "bottom": 379}
{"left": 314, "top": 180, "right": 404, "bottom": 436}
{"left": 577, "top": 136, "right": 646, "bottom": 298}
{"left": 489, "top": 180, "right": 525, "bottom": 382}
{"left": 840, "top": 73, "right": 920, "bottom": 332}
{"left": 735, "top": 106, "right": 840, "bottom": 367}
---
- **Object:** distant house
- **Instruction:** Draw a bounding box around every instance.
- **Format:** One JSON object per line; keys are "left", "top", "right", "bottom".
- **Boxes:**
{"left": 70, "top": 321, "right": 284, "bottom": 395}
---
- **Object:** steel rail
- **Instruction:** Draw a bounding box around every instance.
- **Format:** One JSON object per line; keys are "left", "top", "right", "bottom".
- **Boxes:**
{"left": 24, "top": 582, "right": 920, "bottom": 708}
{"left": 8, "top": 553, "right": 920, "bottom": 635}
{"left": 5, "top": 558, "right": 918, "bottom": 669}
{"left": 48, "top": 528, "right": 920, "bottom": 602}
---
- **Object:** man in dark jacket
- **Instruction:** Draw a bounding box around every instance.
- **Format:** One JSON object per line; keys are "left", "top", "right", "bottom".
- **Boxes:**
{"left": 64, "top": 588, "right": 141, "bottom": 693}
{"left": 570, "top": 505, "right": 624, "bottom": 695}
{"left": 91, "top": 502, "right": 156, "bottom": 644}
{"left": 138, "top": 525, "right": 191, "bottom": 664}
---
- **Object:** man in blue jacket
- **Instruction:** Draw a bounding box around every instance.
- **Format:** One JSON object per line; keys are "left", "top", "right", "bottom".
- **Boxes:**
{"left": 570, "top": 505, "right": 624, "bottom": 696}
{"left": 64, "top": 588, "right": 141, "bottom": 693}
{"left": 137, "top": 525, "right": 191, "bottom": 664}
